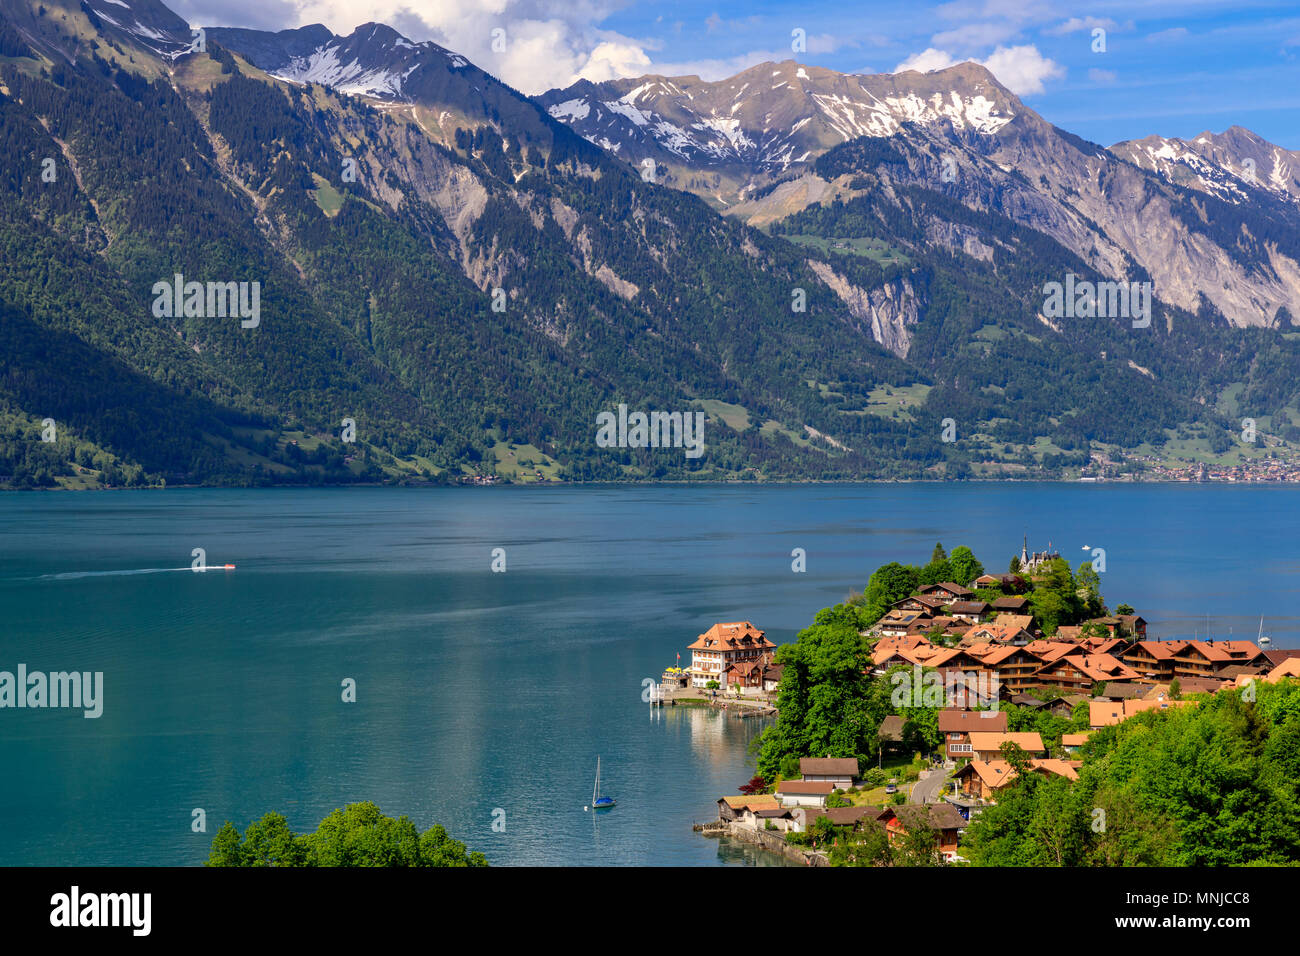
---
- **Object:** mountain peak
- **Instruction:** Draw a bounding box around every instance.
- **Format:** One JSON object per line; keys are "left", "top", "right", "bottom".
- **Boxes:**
{"left": 538, "top": 59, "right": 1019, "bottom": 175}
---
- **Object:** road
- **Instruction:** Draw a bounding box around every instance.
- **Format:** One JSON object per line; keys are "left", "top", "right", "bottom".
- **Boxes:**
{"left": 910, "top": 767, "right": 949, "bottom": 804}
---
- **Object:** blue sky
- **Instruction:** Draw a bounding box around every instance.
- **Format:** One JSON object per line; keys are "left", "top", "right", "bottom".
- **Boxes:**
{"left": 178, "top": 1, "right": 1300, "bottom": 148}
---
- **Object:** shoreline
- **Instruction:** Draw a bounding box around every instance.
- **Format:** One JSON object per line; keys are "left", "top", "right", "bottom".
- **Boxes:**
{"left": 13, "top": 476, "right": 1300, "bottom": 493}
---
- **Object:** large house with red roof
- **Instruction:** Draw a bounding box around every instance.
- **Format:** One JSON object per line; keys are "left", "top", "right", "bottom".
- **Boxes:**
{"left": 688, "top": 621, "right": 776, "bottom": 689}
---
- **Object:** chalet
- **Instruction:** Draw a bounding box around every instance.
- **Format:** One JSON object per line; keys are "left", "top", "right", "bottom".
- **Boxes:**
{"left": 1061, "top": 732, "right": 1091, "bottom": 754}
{"left": 1088, "top": 701, "right": 1123, "bottom": 729}
{"left": 775, "top": 780, "right": 834, "bottom": 808}
{"left": 1173, "top": 640, "right": 1268, "bottom": 679}
{"left": 878, "top": 610, "right": 928, "bottom": 638}
{"left": 1083, "top": 616, "right": 1123, "bottom": 637}
{"left": 1171, "top": 676, "right": 1230, "bottom": 695}
{"left": 975, "top": 572, "right": 1027, "bottom": 591}
{"left": 947, "top": 600, "right": 992, "bottom": 624}
{"left": 962, "top": 621, "right": 1032, "bottom": 646}
{"left": 916, "top": 582, "right": 973, "bottom": 603}
{"left": 954, "top": 758, "right": 1079, "bottom": 801}
{"left": 721, "top": 656, "right": 772, "bottom": 693}
{"left": 799, "top": 757, "right": 858, "bottom": 788}
{"left": 952, "top": 760, "right": 1019, "bottom": 800}
{"left": 1092, "top": 681, "right": 1149, "bottom": 701}
{"left": 1117, "top": 615, "right": 1148, "bottom": 639}
{"left": 992, "top": 595, "right": 1029, "bottom": 613}
{"left": 717, "top": 794, "right": 780, "bottom": 822}
{"left": 966, "top": 731, "right": 1045, "bottom": 762}
{"left": 938, "top": 708, "right": 1008, "bottom": 760}
{"left": 688, "top": 622, "right": 775, "bottom": 689}
{"left": 1080, "top": 636, "right": 1130, "bottom": 657}
{"left": 1009, "top": 693, "right": 1047, "bottom": 710}
{"left": 1054, "top": 626, "right": 1084, "bottom": 642}
{"left": 1120, "top": 640, "right": 1187, "bottom": 683}
{"left": 878, "top": 715, "right": 905, "bottom": 749}
{"left": 790, "top": 805, "right": 877, "bottom": 835}
{"left": 1023, "top": 640, "right": 1080, "bottom": 664}
{"left": 979, "top": 645, "right": 1045, "bottom": 694}
{"left": 880, "top": 803, "right": 967, "bottom": 862}
{"left": 1090, "top": 697, "right": 1194, "bottom": 728}
{"left": 891, "top": 595, "right": 949, "bottom": 615}
{"left": 1030, "top": 652, "right": 1139, "bottom": 691}
{"left": 762, "top": 662, "right": 784, "bottom": 693}
{"left": 747, "top": 807, "right": 795, "bottom": 831}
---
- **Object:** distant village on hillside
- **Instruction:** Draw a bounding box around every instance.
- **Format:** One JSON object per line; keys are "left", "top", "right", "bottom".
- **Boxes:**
{"left": 677, "top": 538, "right": 1300, "bottom": 866}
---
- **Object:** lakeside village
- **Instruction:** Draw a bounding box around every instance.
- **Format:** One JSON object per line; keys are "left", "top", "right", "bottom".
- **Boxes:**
{"left": 658, "top": 539, "right": 1300, "bottom": 866}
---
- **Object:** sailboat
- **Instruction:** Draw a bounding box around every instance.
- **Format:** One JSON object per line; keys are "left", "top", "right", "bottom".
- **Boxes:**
{"left": 591, "top": 756, "right": 616, "bottom": 810}
{"left": 1258, "top": 616, "right": 1272, "bottom": 647}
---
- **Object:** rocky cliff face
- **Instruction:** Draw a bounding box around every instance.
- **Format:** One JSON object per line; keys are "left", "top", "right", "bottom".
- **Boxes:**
{"left": 807, "top": 262, "right": 921, "bottom": 358}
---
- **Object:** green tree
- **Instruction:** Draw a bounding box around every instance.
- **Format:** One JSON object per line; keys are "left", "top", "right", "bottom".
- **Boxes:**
{"left": 863, "top": 562, "right": 920, "bottom": 622}
{"left": 948, "top": 545, "right": 984, "bottom": 587}
{"left": 206, "top": 802, "right": 488, "bottom": 867}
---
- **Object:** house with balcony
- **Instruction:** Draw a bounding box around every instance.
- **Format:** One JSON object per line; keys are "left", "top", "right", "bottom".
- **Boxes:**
{"left": 938, "top": 708, "right": 1008, "bottom": 760}
{"left": 687, "top": 621, "right": 775, "bottom": 689}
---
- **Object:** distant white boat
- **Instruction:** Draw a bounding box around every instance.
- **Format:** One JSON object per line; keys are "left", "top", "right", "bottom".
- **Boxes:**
{"left": 1258, "top": 616, "right": 1272, "bottom": 647}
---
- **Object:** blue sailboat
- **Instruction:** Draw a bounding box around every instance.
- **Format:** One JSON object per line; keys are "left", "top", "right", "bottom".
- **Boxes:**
{"left": 591, "top": 756, "right": 616, "bottom": 810}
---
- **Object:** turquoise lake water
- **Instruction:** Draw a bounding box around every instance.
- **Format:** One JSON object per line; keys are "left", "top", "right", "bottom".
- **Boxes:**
{"left": 1, "top": 483, "right": 1297, "bottom": 865}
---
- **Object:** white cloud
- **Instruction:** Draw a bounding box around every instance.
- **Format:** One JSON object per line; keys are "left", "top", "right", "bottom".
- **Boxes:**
{"left": 894, "top": 43, "right": 1064, "bottom": 96}
{"left": 577, "top": 39, "right": 651, "bottom": 83}
{"left": 931, "top": 22, "right": 1021, "bottom": 51}
{"left": 895, "top": 47, "right": 960, "bottom": 74}
{"left": 1044, "top": 17, "right": 1117, "bottom": 37}
{"left": 1088, "top": 67, "right": 1117, "bottom": 85}
{"left": 981, "top": 44, "right": 1065, "bottom": 95}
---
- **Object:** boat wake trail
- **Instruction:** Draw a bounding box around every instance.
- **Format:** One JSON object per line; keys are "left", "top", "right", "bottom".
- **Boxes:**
{"left": 33, "top": 566, "right": 236, "bottom": 581}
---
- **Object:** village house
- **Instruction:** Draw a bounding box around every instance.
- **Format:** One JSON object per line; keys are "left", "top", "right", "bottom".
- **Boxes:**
{"left": 688, "top": 621, "right": 775, "bottom": 689}
{"left": 762, "top": 662, "right": 784, "bottom": 693}
{"left": 800, "top": 757, "right": 858, "bottom": 789}
{"left": 946, "top": 600, "right": 992, "bottom": 624}
{"left": 1022, "top": 640, "right": 1081, "bottom": 663}
{"left": 953, "top": 758, "right": 1079, "bottom": 801}
{"left": 991, "top": 595, "right": 1030, "bottom": 613}
{"left": 775, "top": 780, "right": 834, "bottom": 808}
{"left": 1117, "top": 615, "right": 1148, "bottom": 639}
{"left": 879, "top": 803, "right": 968, "bottom": 863}
{"left": 938, "top": 709, "right": 1009, "bottom": 760}
{"left": 1090, "top": 697, "right": 1194, "bottom": 729}
{"left": 891, "top": 595, "right": 949, "bottom": 615}
{"left": 916, "top": 582, "right": 974, "bottom": 603}
{"left": 1120, "top": 640, "right": 1187, "bottom": 682}
{"left": 1093, "top": 681, "right": 1148, "bottom": 702}
{"left": 1172, "top": 640, "right": 1269, "bottom": 679}
{"left": 789, "top": 805, "right": 876, "bottom": 835}
{"left": 1030, "top": 651, "right": 1139, "bottom": 691}
{"left": 1061, "top": 732, "right": 1092, "bottom": 754}
{"left": 966, "top": 731, "right": 1046, "bottom": 762}
{"left": 877, "top": 610, "right": 928, "bottom": 638}
{"left": 716, "top": 794, "right": 780, "bottom": 822}
{"left": 978, "top": 645, "right": 1045, "bottom": 694}
{"left": 962, "top": 621, "right": 1033, "bottom": 647}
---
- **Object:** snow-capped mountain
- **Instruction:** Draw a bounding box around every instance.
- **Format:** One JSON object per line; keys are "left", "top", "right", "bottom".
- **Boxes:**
{"left": 1111, "top": 126, "right": 1300, "bottom": 207}
{"left": 538, "top": 60, "right": 1015, "bottom": 173}
{"left": 6, "top": 0, "right": 193, "bottom": 61}
{"left": 208, "top": 22, "right": 472, "bottom": 101}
